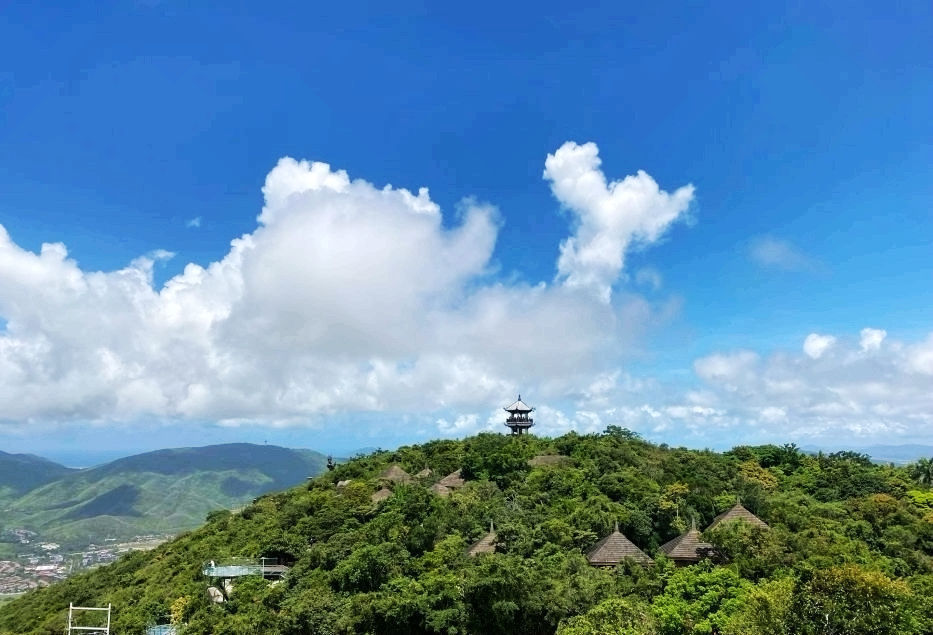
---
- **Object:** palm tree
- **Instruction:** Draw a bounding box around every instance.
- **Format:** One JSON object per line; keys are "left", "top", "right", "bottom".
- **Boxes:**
{"left": 908, "top": 457, "right": 933, "bottom": 486}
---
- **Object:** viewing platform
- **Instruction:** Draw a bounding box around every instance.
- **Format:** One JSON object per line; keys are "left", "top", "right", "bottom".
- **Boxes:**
{"left": 504, "top": 395, "right": 535, "bottom": 435}
{"left": 505, "top": 416, "right": 534, "bottom": 428}
{"left": 201, "top": 557, "right": 289, "bottom": 578}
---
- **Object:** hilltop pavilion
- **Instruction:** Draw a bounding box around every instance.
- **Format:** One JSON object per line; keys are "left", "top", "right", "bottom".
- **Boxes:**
{"left": 504, "top": 395, "right": 534, "bottom": 435}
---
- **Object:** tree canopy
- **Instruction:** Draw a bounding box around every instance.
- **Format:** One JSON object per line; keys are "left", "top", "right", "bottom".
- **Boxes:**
{"left": 1, "top": 431, "right": 931, "bottom": 634}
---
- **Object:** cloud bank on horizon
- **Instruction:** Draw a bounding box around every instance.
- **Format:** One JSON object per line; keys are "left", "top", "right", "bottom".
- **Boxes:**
{"left": 0, "top": 141, "right": 930, "bottom": 445}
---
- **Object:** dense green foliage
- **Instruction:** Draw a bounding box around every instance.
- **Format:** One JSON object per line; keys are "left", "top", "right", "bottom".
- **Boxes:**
{"left": 0, "top": 444, "right": 327, "bottom": 548}
{"left": 1, "top": 430, "right": 931, "bottom": 634}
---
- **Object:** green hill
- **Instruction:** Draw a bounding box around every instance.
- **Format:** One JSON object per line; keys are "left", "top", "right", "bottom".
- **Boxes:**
{"left": 0, "top": 451, "right": 75, "bottom": 502}
{"left": 1, "top": 431, "right": 932, "bottom": 634}
{"left": 0, "top": 444, "right": 328, "bottom": 548}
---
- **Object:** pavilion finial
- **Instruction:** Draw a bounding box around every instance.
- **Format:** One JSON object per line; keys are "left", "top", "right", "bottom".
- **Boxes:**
{"left": 490, "top": 520, "right": 495, "bottom": 533}
{"left": 614, "top": 520, "right": 619, "bottom": 533}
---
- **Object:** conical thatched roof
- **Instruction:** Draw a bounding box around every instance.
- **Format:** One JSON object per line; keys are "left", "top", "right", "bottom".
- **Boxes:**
{"left": 587, "top": 524, "right": 653, "bottom": 567}
{"left": 415, "top": 467, "right": 433, "bottom": 478}
{"left": 429, "top": 483, "right": 452, "bottom": 498}
{"left": 371, "top": 487, "right": 393, "bottom": 503}
{"left": 467, "top": 523, "right": 497, "bottom": 557}
{"left": 379, "top": 465, "right": 412, "bottom": 484}
{"left": 659, "top": 528, "right": 714, "bottom": 563}
{"left": 706, "top": 503, "right": 769, "bottom": 531}
{"left": 438, "top": 469, "right": 465, "bottom": 489}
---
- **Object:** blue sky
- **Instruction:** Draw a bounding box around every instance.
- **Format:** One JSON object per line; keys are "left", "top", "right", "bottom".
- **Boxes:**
{"left": 0, "top": 1, "right": 931, "bottom": 464}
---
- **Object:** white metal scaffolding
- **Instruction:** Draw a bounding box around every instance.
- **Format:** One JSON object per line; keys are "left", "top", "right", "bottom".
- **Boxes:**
{"left": 67, "top": 603, "right": 111, "bottom": 634}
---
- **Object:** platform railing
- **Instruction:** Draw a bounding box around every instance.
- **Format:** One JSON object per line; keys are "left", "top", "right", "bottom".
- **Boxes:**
{"left": 202, "top": 557, "right": 286, "bottom": 577}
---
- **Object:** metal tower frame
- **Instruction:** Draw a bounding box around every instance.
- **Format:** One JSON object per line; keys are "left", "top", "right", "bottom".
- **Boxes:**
{"left": 67, "top": 603, "right": 111, "bottom": 634}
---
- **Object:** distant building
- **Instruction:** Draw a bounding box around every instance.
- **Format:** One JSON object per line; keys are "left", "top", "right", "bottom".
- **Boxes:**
{"left": 659, "top": 526, "right": 714, "bottom": 565}
{"left": 467, "top": 522, "right": 497, "bottom": 557}
{"left": 437, "top": 469, "right": 465, "bottom": 489}
{"left": 587, "top": 522, "right": 653, "bottom": 567}
{"left": 379, "top": 465, "right": 413, "bottom": 484}
{"left": 429, "top": 483, "right": 452, "bottom": 497}
{"left": 504, "top": 396, "right": 534, "bottom": 435}
{"left": 371, "top": 487, "right": 393, "bottom": 503}
{"left": 705, "top": 503, "right": 769, "bottom": 531}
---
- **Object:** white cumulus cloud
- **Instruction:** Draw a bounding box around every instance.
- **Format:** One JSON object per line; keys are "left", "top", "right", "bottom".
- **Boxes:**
{"left": 859, "top": 327, "right": 887, "bottom": 352}
{"left": 907, "top": 334, "right": 933, "bottom": 375}
{"left": 687, "top": 329, "right": 933, "bottom": 442}
{"left": 803, "top": 333, "right": 836, "bottom": 359}
{"left": 543, "top": 141, "right": 694, "bottom": 302}
{"left": 449, "top": 328, "right": 933, "bottom": 447}
{"left": 0, "top": 145, "right": 683, "bottom": 428}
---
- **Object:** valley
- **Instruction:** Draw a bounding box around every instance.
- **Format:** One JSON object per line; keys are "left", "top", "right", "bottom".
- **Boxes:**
{"left": 0, "top": 444, "right": 327, "bottom": 593}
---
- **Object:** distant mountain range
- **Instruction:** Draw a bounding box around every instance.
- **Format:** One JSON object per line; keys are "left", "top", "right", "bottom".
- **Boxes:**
{"left": 0, "top": 451, "right": 77, "bottom": 499}
{"left": 858, "top": 444, "right": 933, "bottom": 465}
{"left": 0, "top": 443, "right": 328, "bottom": 549}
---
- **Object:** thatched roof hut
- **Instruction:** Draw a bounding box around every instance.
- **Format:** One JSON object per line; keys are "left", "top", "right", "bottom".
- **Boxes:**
{"left": 659, "top": 527, "right": 714, "bottom": 564}
{"left": 587, "top": 523, "right": 653, "bottom": 567}
{"left": 467, "top": 522, "right": 497, "bottom": 557}
{"left": 371, "top": 487, "right": 393, "bottom": 503}
{"left": 705, "top": 503, "right": 769, "bottom": 531}
{"left": 415, "top": 467, "right": 433, "bottom": 478}
{"left": 438, "top": 469, "right": 465, "bottom": 489}
{"left": 429, "top": 483, "right": 452, "bottom": 498}
{"left": 379, "top": 465, "right": 412, "bottom": 484}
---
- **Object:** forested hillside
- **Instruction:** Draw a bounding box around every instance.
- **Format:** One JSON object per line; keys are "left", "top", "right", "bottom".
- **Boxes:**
{"left": 1, "top": 444, "right": 328, "bottom": 548}
{"left": 1, "top": 429, "right": 932, "bottom": 634}
{"left": 0, "top": 452, "right": 75, "bottom": 501}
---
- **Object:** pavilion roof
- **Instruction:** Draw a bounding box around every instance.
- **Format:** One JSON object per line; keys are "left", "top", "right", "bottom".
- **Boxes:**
{"left": 659, "top": 528, "right": 713, "bottom": 562}
{"left": 587, "top": 524, "right": 653, "bottom": 567}
{"left": 438, "top": 469, "right": 465, "bottom": 489}
{"left": 467, "top": 523, "right": 497, "bottom": 557}
{"left": 415, "top": 467, "right": 433, "bottom": 478}
{"left": 379, "top": 465, "right": 412, "bottom": 484}
{"left": 705, "top": 503, "right": 769, "bottom": 531}
{"left": 371, "top": 487, "right": 393, "bottom": 503}
{"left": 504, "top": 396, "right": 533, "bottom": 412}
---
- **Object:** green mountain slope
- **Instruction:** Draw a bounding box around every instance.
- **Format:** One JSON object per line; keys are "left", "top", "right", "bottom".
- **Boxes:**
{"left": 1, "top": 431, "right": 931, "bottom": 634}
{"left": 0, "top": 444, "right": 328, "bottom": 547}
{"left": 0, "top": 451, "right": 75, "bottom": 501}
